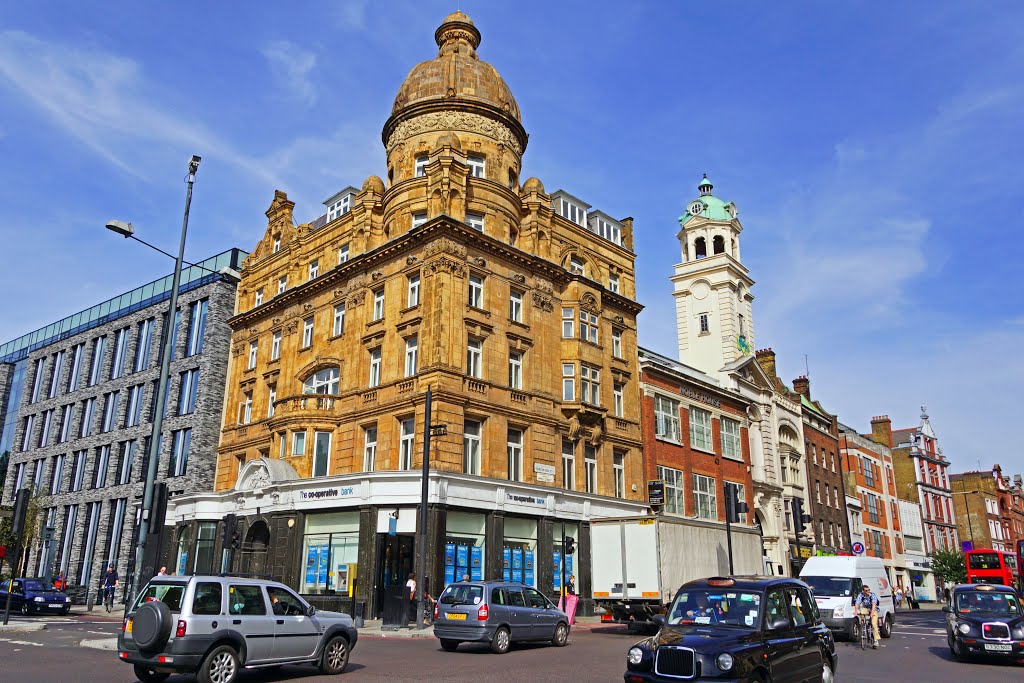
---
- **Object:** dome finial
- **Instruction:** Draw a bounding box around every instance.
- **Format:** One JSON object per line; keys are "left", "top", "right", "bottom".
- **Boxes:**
{"left": 435, "top": 11, "right": 480, "bottom": 53}
{"left": 698, "top": 173, "right": 713, "bottom": 196}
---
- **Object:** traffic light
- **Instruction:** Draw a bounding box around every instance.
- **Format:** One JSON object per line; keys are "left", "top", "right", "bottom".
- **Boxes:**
{"left": 724, "top": 482, "right": 749, "bottom": 523}
{"left": 790, "top": 498, "right": 812, "bottom": 533}
{"left": 222, "top": 514, "right": 238, "bottom": 549}
{"left": 564, "top": 536, "right": 576, "bottom": 556}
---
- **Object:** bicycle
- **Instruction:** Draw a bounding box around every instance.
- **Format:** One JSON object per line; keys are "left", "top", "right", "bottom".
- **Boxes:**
{"left": 858, "top": 607, "right": 876, "bottom": 650}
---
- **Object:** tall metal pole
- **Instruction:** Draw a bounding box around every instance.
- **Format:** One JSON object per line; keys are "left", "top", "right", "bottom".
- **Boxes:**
{"left": 128, "top": 156, "right": 200, "bottom": 607}
{"left": 415, "top": 387, "right": 432, "bottom": 629}
{"left": 560, "top": 522, "right": 566, "bottom": 603}
{"left": 725, "top": 483, "right": 735, "bottom": 575}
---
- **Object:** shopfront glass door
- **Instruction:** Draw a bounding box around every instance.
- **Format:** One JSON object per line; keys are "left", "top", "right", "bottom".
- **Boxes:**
{"left": 376, "top": 534, "right": 414, "bottom": 618}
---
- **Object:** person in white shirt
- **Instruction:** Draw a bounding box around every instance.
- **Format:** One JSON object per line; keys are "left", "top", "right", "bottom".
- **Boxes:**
{"left": 406, "top": 573, "right": 417, "bottom": 621}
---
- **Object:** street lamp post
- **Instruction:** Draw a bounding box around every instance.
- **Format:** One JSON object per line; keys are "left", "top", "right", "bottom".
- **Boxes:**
{"left": 114, "top": 155, "right": 201, "bottom": 608}
{"left": 415, "top": 387, "right": 446, "bottom": 629}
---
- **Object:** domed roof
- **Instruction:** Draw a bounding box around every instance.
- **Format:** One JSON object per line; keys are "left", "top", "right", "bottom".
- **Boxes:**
{"left": 522, "top": 177, "right": 545, "bottom": 194}
{"left": 680, "top": 174, "right": 738, "bottom": 223}
{"left": 433, "top": 131, "right": 463, "bottom": 152}
{"left": 362, "top": 175, "right": 385, "bottom": 194}
{"left": 391, "top": 12, "right": 521, "bottom": 122}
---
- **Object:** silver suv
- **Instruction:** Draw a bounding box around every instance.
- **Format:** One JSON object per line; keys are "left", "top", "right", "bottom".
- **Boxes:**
{"left": 117, "top": 575, "right": 358, "bottom": 683}
{"left": 434, "top": 580, "right": 570, "bottom": 654}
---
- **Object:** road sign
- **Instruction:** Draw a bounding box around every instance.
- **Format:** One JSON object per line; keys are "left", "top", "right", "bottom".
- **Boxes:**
{"left": 851, "top": 542, "right": 865, "bottom": 555}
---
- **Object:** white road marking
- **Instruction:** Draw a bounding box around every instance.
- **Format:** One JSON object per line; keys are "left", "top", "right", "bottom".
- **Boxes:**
{"left": 0, "top": 639, "right": 44, "bottom": 647}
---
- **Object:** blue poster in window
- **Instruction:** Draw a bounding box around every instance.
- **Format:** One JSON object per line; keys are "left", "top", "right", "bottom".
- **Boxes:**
{"left": 503, "top": 568, "right": 511, "bottom": 582}
{"left": 445, "top": 543, "right": 455, "bottom": 567}
{"left": 178, "top": 552, "right": 188, "bottom": 576}
{"left": 317, "top": 545, "right": 329, "bottom": 585}
{"left": 456, "top": 545, "right": 469, "bottom": 569}
{"left": 553, "top": 551, "right": 561, "bottom": 589}
{"left": 525, "top": 550, "right": 534, "bottom": 570}
{"left": 305, "top": 546, "right": 319, "bottom": 585}
{"left": 567, "top": 555, "right": 573, "bottom": 575}
{"left": 524, "top": 568, "right": 534, "bottom": 586}
{"left": 512, "top": 569, "right": 523, "bottom": 583}
{"left": 512, "top": 548, "right": 523, "bottom": 570}
{"left": 470, "top": 546, "right": 483, "bottom": 580}
{"left": 444, "top": 565, "right": 455, "bottom": 586}
{"left": 502, "top": 547, "right": 511, "bottom": 569}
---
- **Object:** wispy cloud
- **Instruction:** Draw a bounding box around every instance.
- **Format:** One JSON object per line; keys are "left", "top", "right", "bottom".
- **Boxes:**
{"left": 261, "top": 40, "right": 319, "bottom": 106}
{"left": 334, "top": 0, "right": 370, "bottom": 31}
{"left": 0, "top": 30, "right": 277, "bottom": 185}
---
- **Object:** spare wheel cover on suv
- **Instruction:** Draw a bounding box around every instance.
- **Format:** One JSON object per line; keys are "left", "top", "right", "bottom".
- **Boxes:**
{"left": 133, "top": 601, "right": 173, "bottom": 651}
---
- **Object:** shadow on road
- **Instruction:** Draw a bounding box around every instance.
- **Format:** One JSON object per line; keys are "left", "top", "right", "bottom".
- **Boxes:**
{"left": 135, "top": 663, "right": 368, "bottom": 683}
{"left": 927, "top": 645, "right": 1024, "bottom": 668}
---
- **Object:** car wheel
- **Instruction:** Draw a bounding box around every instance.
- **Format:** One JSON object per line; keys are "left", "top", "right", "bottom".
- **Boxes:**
{"left": 319, "top": 635, "right": 350, "bottom": 675}
{"left": 551, "top": 622, "right": 569, "bottom": 647}
{"left": 746, "top": 672, "right": 767, "bottom": 683}
{"left": 847, "top": 618, "right": 859, "bottom": 642}
{"left": 951, "top": 637, "right": 968, "bottom": 662}
{"left": 880, "top": 615, "right": 892, "bottom": 638}
{"left": 20, "top": 602, "right": 30, "bottom": 616}
{"left": 133, "top": 664, "right": 170, "bottom": 682}
{"left": 821, "top": 658, "right": 835, "bottom": 683}
{"left": 440, "top": 639, "right": 460, "bottom": 652}
{"left": 490, "top": 626, "right": 511, "bottom": 654}
{"left": 61, "top": 605, "right": 71, "bottom": 616}
{"left": 197, "top": 644, "right": 239, "bottom": 683}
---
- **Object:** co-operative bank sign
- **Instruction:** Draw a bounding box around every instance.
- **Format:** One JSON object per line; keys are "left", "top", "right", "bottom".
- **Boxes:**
{"left": 299, "top": 486, "right": 355, "bottom": 501}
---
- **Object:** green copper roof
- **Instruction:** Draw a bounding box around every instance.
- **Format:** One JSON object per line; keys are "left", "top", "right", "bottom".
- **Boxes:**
{"left": 679, "top": 194, "right": 734, "bottom": 223}
{"left": 800, "top": 393, "right": 829, "bottom": 418}
{"left": 699, "top": 174, "right": 713, "bottom": 187}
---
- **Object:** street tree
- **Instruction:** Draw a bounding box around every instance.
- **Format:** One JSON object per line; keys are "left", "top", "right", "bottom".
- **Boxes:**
{"left": 930, "top": 547, "right": 967, "bottom": 586}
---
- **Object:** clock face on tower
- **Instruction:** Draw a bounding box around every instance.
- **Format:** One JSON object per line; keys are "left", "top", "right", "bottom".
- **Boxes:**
{"left": 688, "top": 201, "right": 705, "bottom": 216}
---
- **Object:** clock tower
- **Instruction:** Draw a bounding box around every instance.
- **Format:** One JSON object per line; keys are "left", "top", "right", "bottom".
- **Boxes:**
{"left": 670, "top": 175, "right": 754, "bottom": 385}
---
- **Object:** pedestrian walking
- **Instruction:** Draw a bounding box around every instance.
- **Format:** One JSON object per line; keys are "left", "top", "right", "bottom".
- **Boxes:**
{"left": 943, "top": 586, "right": 951, "bottom": 604}
{"left": 894, "top": 586, "right": 903, "bottom": 609}
{"left": 406, "top": 573, "right": 417, "bottom": 622}
{"left": 157, "top": 566, "right": 168, "bottom": 576}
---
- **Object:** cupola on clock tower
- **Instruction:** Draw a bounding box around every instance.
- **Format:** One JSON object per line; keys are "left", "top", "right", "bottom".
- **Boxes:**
{"left": 670, "top": 175, "right": 755, "bottom": 383}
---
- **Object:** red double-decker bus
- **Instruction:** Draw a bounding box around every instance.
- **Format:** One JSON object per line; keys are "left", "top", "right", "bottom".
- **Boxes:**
{"left": 965, "top": 549, "right": 1019, "bottom": 587}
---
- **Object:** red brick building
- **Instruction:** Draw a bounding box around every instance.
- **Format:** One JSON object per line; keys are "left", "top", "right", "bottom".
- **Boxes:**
{"left": 792, "top": 376, "right": 851, "bottom": 555}
{"left": 637, "top": 348, "right": 764, "bottom": 578}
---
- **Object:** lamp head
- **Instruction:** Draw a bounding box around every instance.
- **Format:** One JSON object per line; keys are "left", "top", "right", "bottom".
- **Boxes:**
{"left": 188, "top": 155, "right": 201, "bottom": 177}
{"left": 105, "top": 220, "right": 135, "bottom": 238}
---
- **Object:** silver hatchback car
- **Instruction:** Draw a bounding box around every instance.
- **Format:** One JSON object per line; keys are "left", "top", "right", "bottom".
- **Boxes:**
{"left": 117, "top": 575, "right": 358, "bottom": 683}
{"left": 433, "top": 580, "right": 570, "bottom": 654}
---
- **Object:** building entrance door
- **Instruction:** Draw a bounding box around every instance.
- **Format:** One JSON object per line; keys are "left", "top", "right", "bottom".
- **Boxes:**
{"left": 375, "top": 533, "right": 415, "bottom": 620}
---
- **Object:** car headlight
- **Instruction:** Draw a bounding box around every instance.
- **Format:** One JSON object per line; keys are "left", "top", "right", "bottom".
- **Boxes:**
{"left": 627, "top": 647, "right": 645, "bottom": 665}
{"left": 34, "top": 596, "right": 45, "bottom": 602}
{"left": 717, "top": 653, "right": 735, "bottom": 671}
{"left": 957, "top": 623, "right": 971, "bottom": 635}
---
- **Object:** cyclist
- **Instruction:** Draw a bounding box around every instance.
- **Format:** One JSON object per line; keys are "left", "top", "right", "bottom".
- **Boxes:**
{"left": 855, "top": 582, "right": 880, "bottom": 649}
{"left": 101, "top": 564, "right": 119, "bottom": 612}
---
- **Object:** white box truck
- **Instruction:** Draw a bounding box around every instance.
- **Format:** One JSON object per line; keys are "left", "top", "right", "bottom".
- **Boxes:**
{"left": 591, "top": 515, "right": 762, "bottom": 630}
{"left": 799, "top": 555, "right": 895, "bottom": 640}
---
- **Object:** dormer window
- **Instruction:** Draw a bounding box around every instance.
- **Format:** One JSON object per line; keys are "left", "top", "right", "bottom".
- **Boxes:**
{"left": 559, "top": 198, "right": 587, "bottom": 226}
{"left": 468, "top": 155, "right": 485, "bottom": 178}
{"left": 415, "top": 156, "right": 429, "bottom": 178}
{"left": 327, "top": 194, "right": 352, "bottom": 221}
{"left": 272, "top": 235, "right": 281, "bottom": 253}
{"left": 590, "top": 215, "right": 622, "bottom": 246}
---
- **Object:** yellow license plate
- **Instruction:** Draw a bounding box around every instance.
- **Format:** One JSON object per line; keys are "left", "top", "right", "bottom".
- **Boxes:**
{"left": 446, "top": 613, "right": 467, "bottom": 620}
{"left": 126, "top": 618, "right": 133, "bottom": 633}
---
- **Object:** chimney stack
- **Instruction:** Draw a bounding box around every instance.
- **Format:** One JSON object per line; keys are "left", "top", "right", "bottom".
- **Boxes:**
{"left": 870, "top": 415, "right": 893, "bottom": 448}
{"left": 793, "top": 375, "right": 810, "bottom": 399}
{"left": 755, "top": 348, "right": 776, "bottom": 380}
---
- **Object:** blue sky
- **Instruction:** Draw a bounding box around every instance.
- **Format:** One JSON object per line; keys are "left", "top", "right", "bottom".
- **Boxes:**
{"left": 1, "top": 1, "right": 1022, "bottom": 475}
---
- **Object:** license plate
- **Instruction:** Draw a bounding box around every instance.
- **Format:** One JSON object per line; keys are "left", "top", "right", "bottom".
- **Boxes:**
{"left": 49, "top": 603, "right": 62, "bottom": 608}
{"left": 126, "top": 619, "right": 133, "bottom": 633}
{"left": 446, "top": 613, "right": 467, "bottom": 620}
{"left": 984, "top": 643, "right": 1012, "bottom": 652}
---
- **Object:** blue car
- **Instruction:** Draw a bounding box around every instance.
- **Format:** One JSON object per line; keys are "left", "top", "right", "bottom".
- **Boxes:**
{"left": 0, "top": 578, "right": 72, "bottom": 615}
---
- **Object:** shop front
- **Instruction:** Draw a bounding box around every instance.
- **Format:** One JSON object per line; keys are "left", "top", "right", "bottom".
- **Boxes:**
{"left": 162, "top": 458, "right": 649, "bottom": 619}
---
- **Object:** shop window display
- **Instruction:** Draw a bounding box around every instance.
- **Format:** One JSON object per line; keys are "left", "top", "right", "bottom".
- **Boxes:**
{"left": 445, "top": 510, "right": 486, "bottom": 587}
{"left": 503, "top": 517, "right": 538, "bottom": 587}
{"left": 302, "top": 512, "right": 359, "bottom": 595}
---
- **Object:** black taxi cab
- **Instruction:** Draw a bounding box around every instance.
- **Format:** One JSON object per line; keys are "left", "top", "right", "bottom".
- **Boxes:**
{"left": 944, "top": 583, "right": 1024, "bottom": 662}
{"left": 624, "top": 576, "right": 837, "bottom": 683}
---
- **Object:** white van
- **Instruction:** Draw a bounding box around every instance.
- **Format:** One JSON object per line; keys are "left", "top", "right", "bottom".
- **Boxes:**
{"left": 799, "top": 555, "right": 895, "bottom": 640}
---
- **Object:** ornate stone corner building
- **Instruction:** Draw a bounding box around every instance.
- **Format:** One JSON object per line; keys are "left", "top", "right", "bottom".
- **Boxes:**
{"left": 0, "top": 250, "right": 245, "bottom": 599}
{"left": 668, "top": 176, "right": 809, "bottom": 576}
{"left": 164, "top": 13, "right": 646, "bottom": 618}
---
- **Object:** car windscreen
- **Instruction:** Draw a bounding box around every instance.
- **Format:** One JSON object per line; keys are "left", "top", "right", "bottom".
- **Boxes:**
{"left": 439, "top": 584, "right": 484, "bottom": 606}
{"left": 967, "top": 553, "right": 1002, "bottom": 570}
{"left": 956, "top": 591, "right": 1021, "bottom": 616}
{"left": 134, "top": 582, "right": 188, "bottom": 613}
{"left": 23, "top": 580, "right": 50, "bottom": 592}
{"left": 667, "top": 590, "right": 762, "bottom": 628}
{"left": 801, "top": 576, "right": 854, "bottom": 597}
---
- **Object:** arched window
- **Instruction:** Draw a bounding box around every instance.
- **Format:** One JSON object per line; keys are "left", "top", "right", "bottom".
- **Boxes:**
{"left": 713, "top": 235, "right": 725, "bottom": 254}
{"left": 302, "top": 367, "right": 340, "bottom": 395}
{"left": 569, "top": 255, "right": 586, "bottom": 276}
{"left": 694, "top": 237, "right": 707, "bottom": 259}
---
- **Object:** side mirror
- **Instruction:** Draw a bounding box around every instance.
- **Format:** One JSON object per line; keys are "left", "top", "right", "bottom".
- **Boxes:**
{"left": 652, "top": 614, "right": 667, "bottom": 628}
{"left": 941, "top": 605, "right": 952, "bottom": 614}
{"left": 770, "top": 617, "right": 790, "bottom": 631}
{"left": 307, "top": 604, "right": 317, "bottom": 617}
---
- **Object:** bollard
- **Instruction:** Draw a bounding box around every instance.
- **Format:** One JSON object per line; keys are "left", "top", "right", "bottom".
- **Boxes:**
{"left": 354, "top": 601, "right": 365, "bottom": 629}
